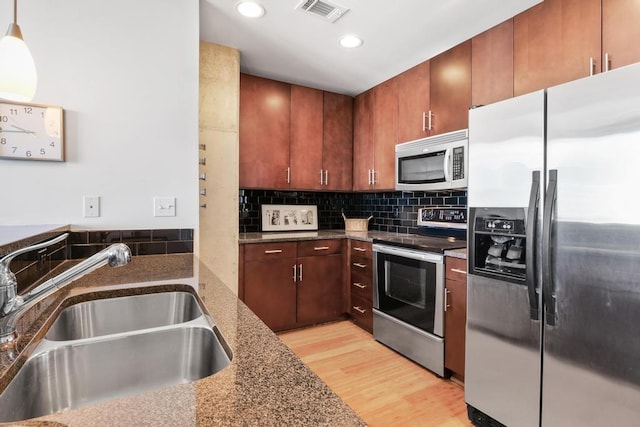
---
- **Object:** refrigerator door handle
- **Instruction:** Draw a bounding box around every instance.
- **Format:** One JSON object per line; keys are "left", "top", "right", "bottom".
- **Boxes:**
{"left": 526, "top": 170, "right": 541, "bottom": 321}
{"left": 543, "top": 169, "right": 558, "bottom": 326}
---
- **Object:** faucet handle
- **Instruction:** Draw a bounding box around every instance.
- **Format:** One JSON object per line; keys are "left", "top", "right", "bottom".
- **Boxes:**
{"left": 0, "top": 233, "right": 69, "bottom": 275}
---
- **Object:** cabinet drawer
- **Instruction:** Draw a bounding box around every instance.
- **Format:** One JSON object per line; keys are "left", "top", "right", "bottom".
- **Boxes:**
{"left": 446, "top": 256, "right": 467, "bottom": 281}
{"left": 297, "top": 239, "right": 342, "bottom": 257}
{"left": 350, "top": 274, "right": 373, "bottom": 303}
{"left": 351, "top": 255, "right": 372, "bottom": 277}
{"left": 350, "top": 294, "right": 373, "bottom": 333}
{"left": 244, "top": 242, "right": 297, "bottom": 261}
{"left": 350, "top": 241, "right": 372, "bottom": 260}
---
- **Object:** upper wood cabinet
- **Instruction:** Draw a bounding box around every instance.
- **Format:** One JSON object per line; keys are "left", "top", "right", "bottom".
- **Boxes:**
{"left": 322, "top": 92, "right": 353, "bottom": 191}
{"left": 239, "top": 74, "right": 291, "bottom": 189}
{"left": 514, "top": 0, "right": 602, "bottom": 96}
{"left": 372, "top": 77, "right": 399, "bottom": 191}
{"left": 602, "top": 0, "right": 640, "bottom": 71}
{"left": 240, "top": 75, "right": 353, "bottom": 191}
{"left": 290, "top": 85, "right": 324, "bottom": 190}
{"left": 353, "top": 89, "right": 375, "bottom": 191}
{"left": 430, "top": 41, "right": 472, "bottom": 135}
{"left": 472, "top": 19, "right": 514, "bottom": 106}
{"left": 397, "top": 60, "right": 431, "bottom": 143}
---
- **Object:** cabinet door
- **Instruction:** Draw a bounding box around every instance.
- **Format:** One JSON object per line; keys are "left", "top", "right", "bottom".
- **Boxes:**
{"left": 353, "top": 89, "right": 375, "bottom": 191}
{"left": 444, "top": 257, "right": 467, "bottom": 378}
{"left": 296, "top": 254, "right": 343, "bottom": 325}
{"left": 372, "top": 77, "right": 399, "bottom": 190}
{"left": 514, "top": 0, "right": 601, "bottom": 96}
{"left": 397, "top": 60, "right": 430, "bottom": 143}
{"left": 430, "top": 41, "right": 472, "bottom": 135}
{"left": 239, "top": 74, "right": 291, "bottom": 189}
{"left": 244, "top": 258, "right": 297, "bottom": 331}
{"left": 602, "top": 0, "right": 640, "bottom": 71}
{"left": 472, "top": 19, "right": 514, "bottom": 106}
{"left": 290, "top": 85, "right": 324, "bottom": 190}
{"left": 323, "top": 92, "right": 353, "bottom": 191}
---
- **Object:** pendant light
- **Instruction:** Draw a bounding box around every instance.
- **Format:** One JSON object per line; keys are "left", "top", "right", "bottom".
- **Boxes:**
{"left": 0, "top": 0, "right": 37, "bottom": 102}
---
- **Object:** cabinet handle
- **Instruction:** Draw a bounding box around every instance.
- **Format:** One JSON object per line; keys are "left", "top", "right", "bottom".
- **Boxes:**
{"left": 264, "top": 249, "right": 283, "bottom": 254}
{"left": 287, "top": 167, "right": 291, "bottom": 184}
{"left": 367, "top": 169, "right": 372, "bottom": 185}
{"left": 293, "top": 265, "right": 297, "bottom": 283}
{"left": 320, "top": 169, "right": 324, "bottom": 185}
{"left": 353, "top": 262, "right": 367, "bottom": 269}
{"left": 299, "top": 263, "right": 303, "bottom": 282}
{"left": 199, "top": 173, "right": 206, "bottom": 181}
{"left": 314, "top": 246, "right": 330, "bottom": 251}
{"left": 353, "top": 306, "right": 366, "bottom": 314}
{"left": 427, "top": 110, "right": 433, "bottom": 131}
{"left": 324, "top": 170, "right": 328, "bottom": 186}
{"left": 199, "top": 157, "right": 206, "bottom": 165}
{"left": 199, "top": 188, "right": 206, "bottom": 196}
{"left": 450, "top": 268, "right": 467, "bottom": 275}
{"left": 422, "top": 111, "right": 427, "bottom": 132}
{"left": 352, "top": 282, "right": 366, "bottom": 289}
{"left": 353, "top": 247, "right": 367, "bottom": 252}
{"left": 589, "top": 57, "right": 596, "bottom": 76}
{"left": 605, "top": 53, "right": 611, "bottom": 72}
{"left": 371, "top": 169, "right": 376, "bottom": 185}
{"left": 444, "top": 289, "right": 451, "bottom": 312}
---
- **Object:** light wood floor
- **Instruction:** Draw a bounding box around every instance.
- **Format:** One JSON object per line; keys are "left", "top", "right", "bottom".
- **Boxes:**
{"left": 279, "top": 321, "right": 472, "bottom": 427}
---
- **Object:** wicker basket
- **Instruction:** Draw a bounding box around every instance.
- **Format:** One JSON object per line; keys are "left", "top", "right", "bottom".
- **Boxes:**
{"left": 342, "top": 213, "right": 373, "bottom": 232}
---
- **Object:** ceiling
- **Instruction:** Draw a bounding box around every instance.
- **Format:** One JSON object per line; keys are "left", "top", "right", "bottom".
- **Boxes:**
{"left": 199, "top": 0, "right": 542, "bottom": 96}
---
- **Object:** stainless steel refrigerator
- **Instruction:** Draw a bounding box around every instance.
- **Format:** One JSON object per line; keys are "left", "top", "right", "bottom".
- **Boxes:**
{"left": 465, "top": 62, "right": 640, "bottom": 427}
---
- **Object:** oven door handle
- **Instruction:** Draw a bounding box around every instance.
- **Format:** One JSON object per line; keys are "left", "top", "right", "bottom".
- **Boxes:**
{"left": 372, "top": 244, "right": 444, "bottom": 264}
{"left": 443, "top": 147, "right": 452, "bottom": 183}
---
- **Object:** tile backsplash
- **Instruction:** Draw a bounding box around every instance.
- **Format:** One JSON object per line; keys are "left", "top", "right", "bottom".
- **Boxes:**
{"left": 239, "top": 189, "right": 467, "bottom": 234}
{"left": 11, "top": 228, "right": 194, "bottom": 294}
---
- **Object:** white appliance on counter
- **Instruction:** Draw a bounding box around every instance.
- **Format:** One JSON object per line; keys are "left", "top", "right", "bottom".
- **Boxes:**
{"left": 395, "top": 129, "right": 468, "bottom": 191}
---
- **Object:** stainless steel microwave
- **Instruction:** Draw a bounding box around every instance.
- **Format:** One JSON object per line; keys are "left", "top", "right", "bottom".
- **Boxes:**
{"left": 395, "top": 129, "right": 468, "bottom": 191}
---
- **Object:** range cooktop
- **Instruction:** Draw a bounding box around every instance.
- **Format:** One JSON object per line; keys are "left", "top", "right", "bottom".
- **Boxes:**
{"left": 373, "top": 234, "right": 466, "bottom": 254}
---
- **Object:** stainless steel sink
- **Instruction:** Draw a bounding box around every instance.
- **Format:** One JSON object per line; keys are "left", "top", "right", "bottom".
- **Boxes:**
{"left": 45, "top": 291, "right": 203, "bottom": 340}
{"left": 0, "top": 290, "right": 232, "bottom": 423}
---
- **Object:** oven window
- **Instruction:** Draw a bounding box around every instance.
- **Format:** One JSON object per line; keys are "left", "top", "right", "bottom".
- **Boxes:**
{"left": 376, "top": 252, "right": 438, "bottom": 334}
{"left": 398, "top": 151, "right": 446, "bottom": 184}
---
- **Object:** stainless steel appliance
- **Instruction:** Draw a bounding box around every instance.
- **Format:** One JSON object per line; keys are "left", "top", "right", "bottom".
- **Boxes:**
{"left": 395, "top": 129, "right": 468, "bottom": 191}
{"left": 373, "top": 209, "right": 466, "bottom": 376}
{"left": 466, "top": 62, "right": 640, "bottom": 427}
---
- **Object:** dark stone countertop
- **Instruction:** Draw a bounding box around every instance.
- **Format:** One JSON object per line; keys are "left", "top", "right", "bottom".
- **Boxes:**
{"left": 0, "top": 225, "right": 70, "bottom": 256}
{"left": 0, "top": 254, "right": 366, "bottom": 426}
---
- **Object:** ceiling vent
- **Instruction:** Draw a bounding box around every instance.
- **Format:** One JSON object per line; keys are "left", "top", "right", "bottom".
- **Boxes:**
{"left": 295, "top": 0, "right": 349, "bottom": 23}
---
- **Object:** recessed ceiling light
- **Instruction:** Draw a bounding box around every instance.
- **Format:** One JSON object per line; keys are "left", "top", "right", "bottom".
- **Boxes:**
{"left": 236, "top": 1, "right": 265, "bottom": 18}
{"left": 338, "top": 34, "right": 363, "bottom": 49}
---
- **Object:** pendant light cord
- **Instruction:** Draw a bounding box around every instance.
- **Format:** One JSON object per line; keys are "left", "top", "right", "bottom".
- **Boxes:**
{"left": 13, "top": 0, "right": 17, "bottom": 25}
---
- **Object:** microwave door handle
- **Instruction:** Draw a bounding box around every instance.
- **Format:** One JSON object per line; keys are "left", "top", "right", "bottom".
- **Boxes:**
{"left": 443, "top": 148, "right": 452, "bottom": 182}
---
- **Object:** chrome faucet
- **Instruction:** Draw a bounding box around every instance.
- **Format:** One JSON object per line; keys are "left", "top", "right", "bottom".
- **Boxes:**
{"left": 0, "top": 233, "right": 131, "bottom": 344}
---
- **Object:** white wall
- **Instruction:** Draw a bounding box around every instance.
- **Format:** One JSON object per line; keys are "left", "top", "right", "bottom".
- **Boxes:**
{"left": 0, "top": 0, "right": 199, "bottom": 230}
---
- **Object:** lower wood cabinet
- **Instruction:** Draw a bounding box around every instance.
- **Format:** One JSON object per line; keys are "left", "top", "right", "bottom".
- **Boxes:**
{"left": 444, "top": 256, "right": 468, "bottom": 379}
{"left": 242, "top": 239, "right": 344, "bottom": 332}
{"left": 349, "top": 240, "right": 373, "bottom": 333}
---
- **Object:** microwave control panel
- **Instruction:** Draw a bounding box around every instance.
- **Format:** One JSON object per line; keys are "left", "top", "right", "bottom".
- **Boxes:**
{"left": 452, "top": 147, "right": 465, "bottom": 180}
{"left": 418, "top": 208, "right": 467, "bottom": 228}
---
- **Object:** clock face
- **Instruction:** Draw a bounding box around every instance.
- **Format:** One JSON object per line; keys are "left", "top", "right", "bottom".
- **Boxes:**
{"left": 0, "top": 101, "right": 65, "bottom": 161}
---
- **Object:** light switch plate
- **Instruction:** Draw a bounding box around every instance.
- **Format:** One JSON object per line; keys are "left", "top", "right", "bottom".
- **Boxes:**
{"left": 153, "top": 197, "right": 176, "bottom": 217}
{"left": 83, "top": 196, "right": 100, "bottom": 218}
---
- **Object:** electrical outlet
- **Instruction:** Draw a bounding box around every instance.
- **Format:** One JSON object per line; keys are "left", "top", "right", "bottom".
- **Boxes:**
{"left": 154, "top": 197, "right": 176, "bottom": 217}
{"left": 83, "top": 196, "right": 100, "bottom": 218}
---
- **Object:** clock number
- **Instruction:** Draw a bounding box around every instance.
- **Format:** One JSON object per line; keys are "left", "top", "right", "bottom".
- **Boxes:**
{"left": 0, "top": 116, "right": 7, "bottom": 123}
{"left": 50, "top": 141, "right": 55, "bottom": 147}
{"left": 9, "top": 108, "right": 17, "bottom": 115}
{"left": 11, "top": 147, "right": 17, "bottom": 153}
{"left": 26, "top": 150, "right": 32, "bottom": 157}
{"left": 40, "top": 148, "right": 46, "bottom": 155}
{"left": 23, "top": 107, "right": 32, "bottom": 114}
{"left": 0, "top": 138, "right": 5, "bottom": 145}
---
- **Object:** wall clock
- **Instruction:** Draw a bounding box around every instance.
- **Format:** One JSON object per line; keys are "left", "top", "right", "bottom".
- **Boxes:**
{"left": 0, "top": 101, "right": 65, "bottom": 161}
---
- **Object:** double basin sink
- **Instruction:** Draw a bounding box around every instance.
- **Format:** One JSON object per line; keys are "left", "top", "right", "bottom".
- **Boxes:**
{"left": 0, "top": 289, "right": 232, "bottom": 423}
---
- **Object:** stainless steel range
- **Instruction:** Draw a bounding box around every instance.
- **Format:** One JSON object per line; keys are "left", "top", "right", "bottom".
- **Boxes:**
{"left": 372, "top": 208, "right": 466, "bottom": 376}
